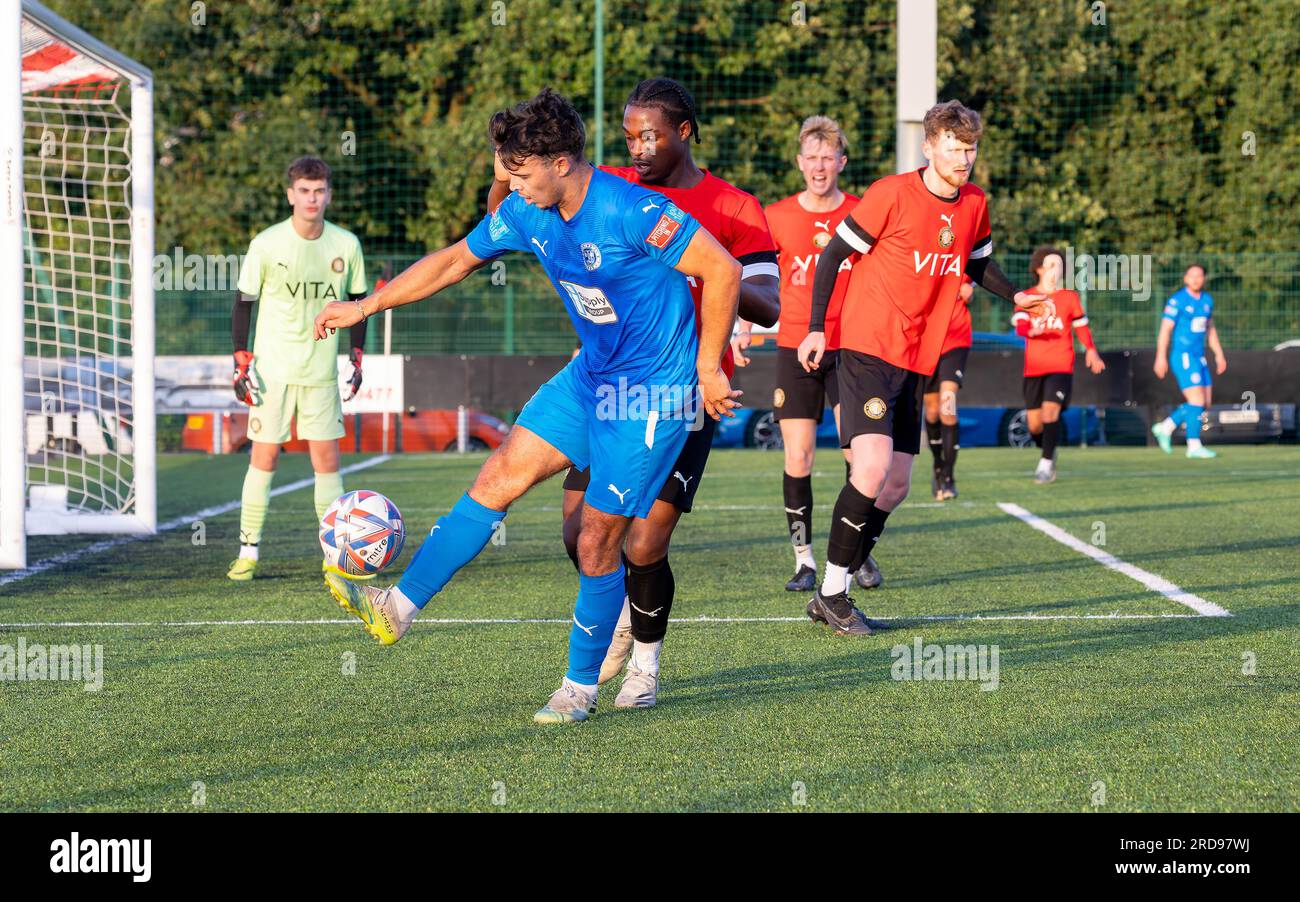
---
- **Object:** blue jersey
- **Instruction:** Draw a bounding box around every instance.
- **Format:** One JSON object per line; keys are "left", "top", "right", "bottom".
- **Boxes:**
{"left": 466, "top": 169, "right": 702, "bottom": 397}
{"left": 1162, "top": 287, "right": 1214, "bottom": 355}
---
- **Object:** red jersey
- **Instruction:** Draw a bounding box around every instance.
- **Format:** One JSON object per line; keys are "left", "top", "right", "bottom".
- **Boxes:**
{"left": 835, "top": 169, "right": 992, "bottom": 374}
{"left": 941, "top": 274, "right": 974, "bottom": 354}
{"left": 1012, "top": 288, "right": 1089, "bottom": 376}
{"left": 601, "top": 166, "right": 776, "bottom": 378}
{"left": 764, "top": 192, "right": 860, "bottom": 350}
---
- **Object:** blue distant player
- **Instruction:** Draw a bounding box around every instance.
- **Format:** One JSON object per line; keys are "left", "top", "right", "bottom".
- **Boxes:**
{"left": 313, "top": 89, "right": 742, "bottom": 724}
{"left": 1151, "top": 263, "right": 1227, "bottom": 459}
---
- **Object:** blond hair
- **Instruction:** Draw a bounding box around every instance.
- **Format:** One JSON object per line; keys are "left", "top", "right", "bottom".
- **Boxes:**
{"left": 798, "top": 115, "right": 847, "bottom": 156}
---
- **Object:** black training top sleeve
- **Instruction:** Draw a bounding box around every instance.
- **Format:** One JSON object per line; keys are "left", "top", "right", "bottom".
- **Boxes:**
{"left": 348, "top": 293, "right": 368, "bottom": 351}
{"left": 808, "top": 232, "right": 854, "bottom": 332}
{"left": 966, "top": 256, "right": 1018, "bottom": 303}
{"left": 232, "top": 291, "right": 254, "bottom": 353}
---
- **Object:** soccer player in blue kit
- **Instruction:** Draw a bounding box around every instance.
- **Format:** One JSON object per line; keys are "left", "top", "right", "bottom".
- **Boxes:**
{"left": 313, "top": 89, "right": 742, "bottom": 724}
{"left": 1151, "top": 264, "right": 1227, "bottom": 459}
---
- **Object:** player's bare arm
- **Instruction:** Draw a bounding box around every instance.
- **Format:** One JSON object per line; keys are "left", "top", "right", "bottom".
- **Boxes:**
{"left": 1207, "top": 320, "right": 1227, "bottom": 373}
{"left": 674, "top": 228, "right": 743, "bottom": 419}
{"left": 1154, "top": 318, "right": 1174, "bottom": 378}
{"left": 315, "top": 239, "right": 488, "bottom": 338}
{"left": 730, "top": 276, "right": 780, "bottom": 367}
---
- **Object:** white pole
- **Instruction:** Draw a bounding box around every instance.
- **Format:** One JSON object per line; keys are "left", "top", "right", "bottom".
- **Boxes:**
{"left": 130, "top": 75, "right": 156, "bottom": 532}
{"left": 0, "top": 0, "right": 27, "bottom": 568}
{"left": 382, "top": 307, "right": 392, "bottom": 453}
{"left": 896, "top": 0, "right": 937, "bottom": 174}
{"left": 456, "top": 404, "right": 467, "bottom": 454}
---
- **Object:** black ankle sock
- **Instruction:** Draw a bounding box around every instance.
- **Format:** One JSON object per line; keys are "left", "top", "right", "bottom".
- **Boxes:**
{"left": 926, "top": 418, "right": 943, "bottom": 466}
{"left": 625, "top": 554, "right": 674, "bottom": 643}
{"left": 1042, "top": 420, "right": 1061, "bottom": 461}
{"left": 827, "top": 482, "right": 876, "bottom": 569}
{"left": 849, "top": 505, "right": 892, "bottom": 571}
{"left": 783, "top": 472, "right": 814, "bottom": 550}
{"left": 940, "top": 421, "right": 959, "bottom": 479}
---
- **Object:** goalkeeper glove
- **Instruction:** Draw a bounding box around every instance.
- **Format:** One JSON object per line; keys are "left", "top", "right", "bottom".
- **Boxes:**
{"left": 233, "top": 350, "right": 260, "bottom": 406}
{"left": 343, "top": 347, "right": 363, "bottom": 401}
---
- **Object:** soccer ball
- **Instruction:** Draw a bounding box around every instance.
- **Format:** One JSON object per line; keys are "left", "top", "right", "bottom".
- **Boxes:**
{"left": 320, "top": 490, "right": 406, "bottom": 576}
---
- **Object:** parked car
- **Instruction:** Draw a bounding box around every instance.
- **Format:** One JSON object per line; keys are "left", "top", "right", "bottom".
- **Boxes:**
{"left": 181, "top": 408, "right": 509, "bottom": 453}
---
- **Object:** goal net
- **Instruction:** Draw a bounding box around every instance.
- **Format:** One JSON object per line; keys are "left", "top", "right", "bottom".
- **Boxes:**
{"left": 1, "top": 0, "right": 155, "bottom": 568}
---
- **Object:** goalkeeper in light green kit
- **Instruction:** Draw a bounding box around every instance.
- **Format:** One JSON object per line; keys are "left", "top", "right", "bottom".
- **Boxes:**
{"left": 227, "top": 156, "right": 370, "bottom": 581}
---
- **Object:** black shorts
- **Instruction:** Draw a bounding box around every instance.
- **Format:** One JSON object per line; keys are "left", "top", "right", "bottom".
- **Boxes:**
{"left": 1023, "top": 373, "right": 1073, "bottom": 411}
{"left": 773, "top": 347, "right": 840, "bottom": 421}
{"left": 562, "top": 414, "right": 717, "bottom": 513}
{"left": 836, "top": 350, "right": 922, "bottom": 455}
{"left": 923, "top": 346, "right": 970, "bottom": 394}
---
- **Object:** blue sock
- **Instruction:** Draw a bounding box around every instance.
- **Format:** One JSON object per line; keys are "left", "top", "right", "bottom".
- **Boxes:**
{"left": 565, "top": 566, "right": 627, "bottom": 685}
{"left": 1169, "top": 403, "right": 1190, "bottom": 429}
{"left": 1185, "top": 405, "right": 1204, "bottom": 440}
{"left": 396, "top": 492, "right": 505, "bottom": 608}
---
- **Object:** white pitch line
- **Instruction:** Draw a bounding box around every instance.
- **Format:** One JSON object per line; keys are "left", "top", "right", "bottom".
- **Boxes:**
{"left": 0, "top": 456, "right": 392, "bottom": 589}
{"left": 0, "top": 612, "right": 1203, "bottom": 629}
{"left": 997, "top": 501, "right": 1231, "bottom": 617}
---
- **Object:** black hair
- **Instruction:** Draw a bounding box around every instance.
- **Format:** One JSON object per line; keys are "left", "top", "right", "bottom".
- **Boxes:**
{"left": 625, "top": 77, "right": 701, "bottom": 144}
{"left": 488, "top": 88, "right": 587, "bottom": 169}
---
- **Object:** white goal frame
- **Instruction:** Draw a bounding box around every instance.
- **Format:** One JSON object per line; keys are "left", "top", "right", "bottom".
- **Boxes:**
{"left": 1, "top": 0, "right": 155, "bottom": 568}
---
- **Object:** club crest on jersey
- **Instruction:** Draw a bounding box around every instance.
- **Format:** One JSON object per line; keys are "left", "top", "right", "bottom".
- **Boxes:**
{"left": 864, "top": 397, "right": 887, "bottom": 420}
{"left": 580, "top": 242, "right": 602, "bottom": 271}
{"left": 938, "top": 213, "right": 955, "bottom": 249}
{"left": 774, "top": 388, "right": 785, "bottom": 408}
{"left": 331, "top": 256, "right": 344, "bottom": 273}
{"left": 813, "top": 231, "right": 832, "bottom": 249}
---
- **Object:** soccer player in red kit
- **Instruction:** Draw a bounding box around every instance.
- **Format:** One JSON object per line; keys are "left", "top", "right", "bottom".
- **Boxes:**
{"left": 797, "top": 100, "right": 1048, "bottom": 635}
{"left": 922, "top": 274, "right": 973, "bottom": 500}
{"left": 491, "top": 77, "right": 780, "bottom": 704}
{"left": 758, "top": 115, "right": 867, "bottom": 593}
{"left": 1012, "top": 246, "right": 1105, "bottom": 484}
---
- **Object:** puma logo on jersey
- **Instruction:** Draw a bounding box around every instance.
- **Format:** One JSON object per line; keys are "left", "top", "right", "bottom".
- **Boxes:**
{"left": 573, "top": 616, "right": 596, "bottom": 636}
{"left": 673, "top": 471, "right": 694, "bottom": 491}
{"left": 814, "top": 219, "right": 830, "bottom": 231}
{"left": 785, "top": 506, "right": 807, "bottom": 516}
{"left": 531, "top": 237, "right": 549, "bottom": 257}
{"left": 840, "top": 517, "right": 865, "bottom": 531}
{"left": 641, "top": 200, "right": 661, "bottom": 213}
{"left": 630, "top": 601, "right": 664, "bottom": 617}
{"left": 940, "top": 213, "right": 955, "bottom": 228}
{"left": 608, "top": 484, "right": 630, "bottom": 503}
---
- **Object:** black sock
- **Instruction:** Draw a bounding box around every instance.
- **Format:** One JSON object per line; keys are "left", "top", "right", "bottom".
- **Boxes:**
{"left": 1032, "top": 430, "right": 1044, "bottom": 449}
{"left": 849, "top": 505, "right": 892, "bottom": 571}
{"left": 1042, "top": 420, "right": 1061, "bottom": 461}
{"left": 926, "top": 418, "right": 943, "bottom": 466}
{"left": 625, "top": 554, "right": 674, "bottom": 643}
{"left": 940, "top": 422, "right": 959, "bottom": 480}
{"left": 783, "top": 472, "right": 814, "bottom": 551}
{"left": 827, "top": 482, "right": 875, "bottom": 569}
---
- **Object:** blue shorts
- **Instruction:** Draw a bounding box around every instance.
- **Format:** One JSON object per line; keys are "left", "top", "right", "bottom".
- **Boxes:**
{"left": 515, "top": 359, "right": 692, "bottom": 519}
{"left": 1171, "top": 350, "right": 1212, "bottom": 391}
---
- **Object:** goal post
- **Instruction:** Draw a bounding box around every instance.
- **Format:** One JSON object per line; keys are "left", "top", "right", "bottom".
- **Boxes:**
{"left": 1, "top": 0, "right": 155, "bottom": 569}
